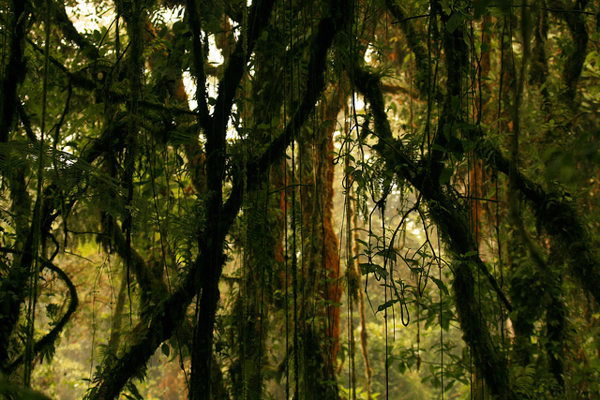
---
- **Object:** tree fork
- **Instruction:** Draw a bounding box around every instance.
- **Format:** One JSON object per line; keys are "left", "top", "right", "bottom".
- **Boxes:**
{"left": 89, "top": 1, "right": 348, "bottom": 396}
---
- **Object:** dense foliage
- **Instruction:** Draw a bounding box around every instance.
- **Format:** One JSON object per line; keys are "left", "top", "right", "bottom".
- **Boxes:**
{"left": 1, "top": 0, "right": 600, "bottom": 398}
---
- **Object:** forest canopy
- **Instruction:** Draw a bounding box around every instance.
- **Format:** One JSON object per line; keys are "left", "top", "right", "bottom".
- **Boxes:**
{"left": 1, "top": 0, "right": 600, "bottom": 398}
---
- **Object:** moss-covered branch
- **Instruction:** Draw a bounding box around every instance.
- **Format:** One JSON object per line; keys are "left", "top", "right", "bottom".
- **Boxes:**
{"left": 547, "top": 0, "right": 589, "bottom": 104}
{"left": 482, "top": 140, "right": 600, "bottom": 307}
{"left": 226, "top": 14, "right": 343, "bottom": 217}
{"left": 0, "top": 0, "right": 29, "bottom": 143}
{"left": 186, "top": 0, "right": 212, "bottom": 130}
{"left": 90, "top": 273, "right": 196, "bottom": 400}
{"left": 210, "top": 0, "right": 277, "bottom": 143}
{"left": 351, "top": 65, "right": 517, "bottom": 399}
{"left": 47, "top": 0, "right": 100, "bottom": 60}
{"left": 0, "top": 181, "right": 36, "bottom": 375}
{"left": 105, "top": 219, "right": 168, "bottom": 308}
{"left": 384, "top": 0, "right": 430, "bottom": 94}
{"left": 90, "top": 6, "right": 345, "bottom": 397}
{"left": 6, "top": 258, "right": 78, "bottom": 375}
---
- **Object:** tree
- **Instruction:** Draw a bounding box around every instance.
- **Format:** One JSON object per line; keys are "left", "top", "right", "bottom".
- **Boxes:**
{"left": 1, "top": 0, "right": 600, "bottom": 398}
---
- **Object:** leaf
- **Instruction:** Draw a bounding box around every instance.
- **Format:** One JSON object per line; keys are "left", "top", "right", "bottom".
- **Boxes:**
{"left": 161, "top": 343, "right": 170, "bottom": 358}
{"left": 474, "top": 0, "right": 493, "bottom": 18}
{"left": 125, "top": 382, "right": 144, "bottom": 400}
{"left": 446, "top": 13, "right": 463, "bottom": 33}
{"left": 0, "top": 380, "right": 51, "bottom": 400}
{"left": 356, "top": 238, "right": 369, "bottom": 247}
{"left": 398, "top": 361, "right": 407, "bottom": 374}
{"left": 451, "top": 95, "right": 461, "bottom": 115}
{"left": 359, "top": 263, "right": 389, "bottom": 279}
{"left": 404, "top": 258, "right": 420, "bottom": 266}
{"left": 431, "top": 143, "right": 447, "bottom": 153}
{"left": 430, "top": 276, "right": 449, "bottom": 296}
{"left": 352, "top": 169, "right": 364, "bottom": 184}
{"left": 377, "top": 298, "right": 399, "bottom": 313}
{"left": 375, "top": 248, "right": 397, "bottom": 261}
{"left": 441, "top": 310, "right": 452, "bottom": 331}
{"left": 438, "top": 0, "right": 452, "bottom": 15}
{"left": 439, "top": 167, "right": 453, "bottom": 185}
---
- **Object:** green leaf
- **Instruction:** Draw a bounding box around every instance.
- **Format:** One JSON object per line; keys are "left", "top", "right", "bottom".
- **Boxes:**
{"left": 439, "top": 167, "right": 453, "bottom": 185}
{"left": 356, "top": 238, "right": 369, "bottom": 247}
{"left": 431, "top": 143, "right": 447, "bottom": 153}
{"left": 451, "top": 95, "right": 461, "bottom": 115}
{"left": 404, "top": 258, "right": 420, "bottom": 266}
{"left": 438, "top": 0, "right": 452, "bottom": 15}
{"left": 430, "top": 276, "right": 449, "bottom": 296}
{"left": 126, "top": 382, "right": 144, "bottom": 400}
{"left": 359, "top": 263, "right": 389, "bottom": 279}
{"left": 352, "top": 169, "right": 364, "bottom": 183}
{"left": 161, "top": 343, "right": 170, "bottom": 358}
{"left": 446, "top": 13, "right": 463, "bottom": 33}
{"left": 474, "top": 0, "right": 493, "bottom": 18}
{"left": 0, "top": 380, "right": 51, "bottom": 400}
{"left": 375, "top": 248, "right": 397, "bottom": 261}
{"left": 377, "top": 298, "right": 399, "bottom": 313}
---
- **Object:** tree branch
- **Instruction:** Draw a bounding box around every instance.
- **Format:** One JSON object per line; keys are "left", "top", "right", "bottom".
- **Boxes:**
{"left": 48, "top": 0, "right": 100, "bottom": 60}
{"left": 481, "top": 139, "right": 600, "bottom": 308}
{"left": 211, "top": 0, "right": 277, "bottom": 137}
{"left": 547, "top": 0, "right": 589, "bottom": 104}
{"left": 0, "top": 0, "right": 29, "bottom": 143}
{"left": 186, "top": 0, "right": 212, "bottom": 131}
{"left": 6, "top": 258, "right": 78, "bottom": 375}
{"left": 384, "top": 0, "right": 430, "bottom": 94}
{"left": 105, "top": 219, "right": 168, "bottom": 308}
{"left": 351, "top": 65, "right": 516, "bottom": 400}
{"left": 226, "top": 15, "right": 340, "bottom": 218}
{"left": 91, "top": 7, "right": 346, "bottom": 399}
